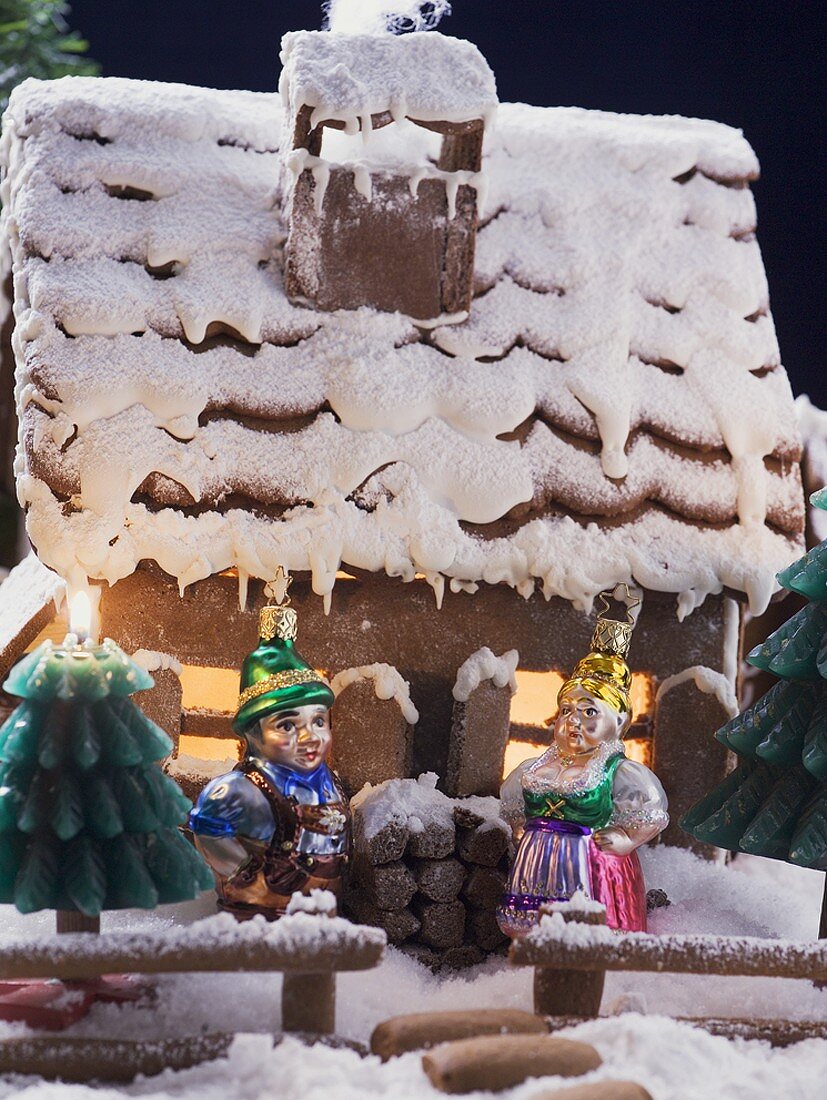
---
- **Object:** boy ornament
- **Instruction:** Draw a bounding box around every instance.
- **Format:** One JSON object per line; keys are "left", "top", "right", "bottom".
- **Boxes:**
{"left": 189, "top": 570, "right": 350, "bottom": 920}
{"left": 497, "top": 589, "right": 668, "bottom": 935}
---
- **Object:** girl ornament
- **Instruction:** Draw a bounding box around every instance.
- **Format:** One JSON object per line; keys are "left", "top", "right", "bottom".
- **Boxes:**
{"left": 498, "top": 592, "right": 668, "bottom": 934}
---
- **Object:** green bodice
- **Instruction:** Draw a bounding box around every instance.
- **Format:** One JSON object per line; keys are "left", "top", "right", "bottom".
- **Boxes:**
{"left": 523, "top": 753, "right": 624, "bottom": 830}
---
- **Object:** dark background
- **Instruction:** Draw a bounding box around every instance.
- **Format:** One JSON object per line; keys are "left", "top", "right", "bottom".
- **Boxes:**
{"left": 69, "top": 0, "right": 825, "bottom": 400}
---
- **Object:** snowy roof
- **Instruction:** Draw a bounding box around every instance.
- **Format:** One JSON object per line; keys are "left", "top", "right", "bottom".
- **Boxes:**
{"left": 0, "top": 70, "right": 804, "bottom": 615}
{"left": 279, "top": 31, "right": 497, "bottom": 128}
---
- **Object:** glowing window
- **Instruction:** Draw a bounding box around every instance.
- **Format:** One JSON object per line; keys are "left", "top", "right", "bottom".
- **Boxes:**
{"left": 179, "top": 665, "right": 237, "bottom": 714}
{"left": 623, "top": 738, "right": 653, "bottom": 767}
{"left": 503, "top": 739, "right": 548, "bottom": 777}
{"left": 177, "top": 734, "right": 240, "bottom": 765}
{"left": 510, "top": 670, "right": 564, "bottom": 729}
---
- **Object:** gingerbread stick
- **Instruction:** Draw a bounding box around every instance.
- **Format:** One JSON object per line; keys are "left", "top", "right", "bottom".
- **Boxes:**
{"left": 422, "top": 1034, "right": 601, "bottom": 1094}
{"left": 371, "top": 1009, "right": 547, "bottom": 1060}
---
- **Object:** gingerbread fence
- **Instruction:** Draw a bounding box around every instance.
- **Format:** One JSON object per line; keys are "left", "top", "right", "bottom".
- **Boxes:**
{"left": 509, "top": 901, "right": 827, "bottom": 1046}
{"left": 0, "top": 910, "right": 385, "bottom": 1079}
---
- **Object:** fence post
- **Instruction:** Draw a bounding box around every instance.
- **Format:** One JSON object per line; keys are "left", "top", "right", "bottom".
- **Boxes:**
{"left": 281, "top": 971, "right": 336, "bottom": 1034}
{"left": 280, "top": 893, "right": 339, "bottom": 1034}
{"left": 532, "top": 904, "right": 607, "bottom": 1019}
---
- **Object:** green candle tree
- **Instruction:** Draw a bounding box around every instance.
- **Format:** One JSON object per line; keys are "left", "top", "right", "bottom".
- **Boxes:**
{"left": 682, "top": 487, "right": 827, "bottom": 933}
{"left": 0, "top": 637, "right": 212, "bottom": 923}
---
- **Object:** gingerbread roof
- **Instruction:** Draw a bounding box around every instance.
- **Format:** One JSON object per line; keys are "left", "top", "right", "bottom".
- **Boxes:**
{"left": 0, "top": 67, "right": 804, "bottom": 616}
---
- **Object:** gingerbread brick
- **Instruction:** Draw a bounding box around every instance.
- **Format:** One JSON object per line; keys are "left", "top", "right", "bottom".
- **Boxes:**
{"left": 343, "top": 895, "right": 420, "bottom": 946}
{"left": 467, "top": 908, "right": 508, "bottom": 953}
{"left": 446, "top": 679, "right": 513, "bottom": 798}
{"left": 355, "top": 817, "right": 410, "bottom": 866}
{"left": 331, "top": 676, "right": 413, "bottom": 797}
{"left": 408, "top": 820, "right": 456, "bottom": 860}
{"left": 412, "top": 859, "right": 466, "bottom": 903}
{"left": 462, "top": 866, "right": 507, "bottom": 910}
{"left": 134, "top": 668, "right": 182, "bottom": 747}
{"left": 457, "top": 822, "right": 510, "bottom": 868}
{"left": 353, "top": 859, "right": 417, "bottom": 911}
{"left": 531, "top": 1084, "right": 652, "bottom": 1100}
{"left": 414, "top": 899, "right": 466, "bottom": 950}
{"left": 653, "top": 679, "right": 733, "bottom": 855}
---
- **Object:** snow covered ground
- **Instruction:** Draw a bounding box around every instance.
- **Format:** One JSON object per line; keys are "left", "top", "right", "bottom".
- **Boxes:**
{"left": 0, "top": 846, "right": 824, "bottom": 1099}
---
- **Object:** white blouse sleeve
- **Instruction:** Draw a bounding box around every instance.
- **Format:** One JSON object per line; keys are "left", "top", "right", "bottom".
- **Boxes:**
{"left": 499, "top": 758, "right": 535, "bottom": 826}
{"left": 610, "top": 759, "right": 669, "bottom": 831}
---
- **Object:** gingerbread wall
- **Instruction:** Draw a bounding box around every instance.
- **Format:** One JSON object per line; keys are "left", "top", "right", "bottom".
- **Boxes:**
{"left": 100, "top": 562, "right": 739, "bottom": 853}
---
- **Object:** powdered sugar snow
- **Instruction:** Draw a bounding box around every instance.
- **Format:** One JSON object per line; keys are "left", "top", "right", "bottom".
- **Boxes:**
{"left": 0, "top": 846, "right": 822, "bottom": 1096}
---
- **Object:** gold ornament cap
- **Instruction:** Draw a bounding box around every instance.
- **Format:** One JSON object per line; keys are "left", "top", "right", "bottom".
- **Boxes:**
{"left": 259, "top": 566, "right": 296, "bottom": 641}
{"left": 589, "top": 585, "right": 639, "bottom": 659}
{"left": 558, "top": 585, "right": 640, "bottom": 715}
{"left": 260, "top": 604, "right": 298, "bottom": 642}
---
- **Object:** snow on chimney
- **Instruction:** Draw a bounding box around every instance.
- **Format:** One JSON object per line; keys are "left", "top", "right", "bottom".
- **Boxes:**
{"left": 279, "top": 26, "right": 497, "bottom": 323}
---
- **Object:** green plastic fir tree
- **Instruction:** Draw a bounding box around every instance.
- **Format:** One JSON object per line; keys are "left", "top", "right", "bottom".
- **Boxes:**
{"left": 682, "top": 487, "right": 827, "bottom": 931}
{"left": 0, "top": 638, "right": 213, "bottom": 922}
{"left": 0, "top": 0, "right": 99, "bottom": 113}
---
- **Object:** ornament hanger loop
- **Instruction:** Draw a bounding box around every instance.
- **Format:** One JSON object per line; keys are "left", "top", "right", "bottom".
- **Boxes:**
{"left": 596, "top": 583, "right": 641, "bottom": 626}
{"left": 264, "top": 565, "right": 293, "bottom": 607}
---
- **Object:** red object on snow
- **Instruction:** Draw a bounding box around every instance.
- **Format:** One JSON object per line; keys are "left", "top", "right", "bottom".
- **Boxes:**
{"left": 0, "top": 976, "right": 150, "bottom": 1030}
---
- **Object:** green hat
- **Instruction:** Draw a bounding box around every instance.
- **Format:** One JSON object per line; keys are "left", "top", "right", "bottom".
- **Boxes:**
{"left": 233, "top": 598, "right": 334, "bottom": 735}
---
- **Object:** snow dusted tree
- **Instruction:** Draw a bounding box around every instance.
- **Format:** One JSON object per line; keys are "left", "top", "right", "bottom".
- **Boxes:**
{"left": 682, "top": 487, "right": 827, "bottom": 935}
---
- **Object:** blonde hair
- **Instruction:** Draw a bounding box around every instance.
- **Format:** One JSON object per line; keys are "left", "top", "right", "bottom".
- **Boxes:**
{"left": 558, "top": 651, "right": 632, "bottom": 715}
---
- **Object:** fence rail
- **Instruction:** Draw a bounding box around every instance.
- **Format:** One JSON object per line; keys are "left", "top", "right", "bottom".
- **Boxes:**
{"left": 510, "top": 923, "right": 827, "bottom": 982}
{"left": 508, "top": 901, "right": 827, "bottom": 1025}
{"left": 0, "top": 913, "right": 385, "bottom": 1048}
{"left": 0, "top": 923, "right": 384, "bottom": 982}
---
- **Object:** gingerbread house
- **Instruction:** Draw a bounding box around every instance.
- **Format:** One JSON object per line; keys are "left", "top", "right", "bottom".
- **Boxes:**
{"left": 0, "top": 30, "right": 805, "bottom": 855}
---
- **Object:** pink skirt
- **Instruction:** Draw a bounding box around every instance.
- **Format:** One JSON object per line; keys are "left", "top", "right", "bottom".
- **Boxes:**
{"left": 588, "top": 842, "right": 647, "bottom": 932}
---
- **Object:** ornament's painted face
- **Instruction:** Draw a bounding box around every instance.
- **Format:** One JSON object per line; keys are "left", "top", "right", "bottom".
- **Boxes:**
{"left": 553, "top": 686, "right": 625, "bottom": 757}
{"left": 253, "top": 704, "right": 332, "bottom": 772}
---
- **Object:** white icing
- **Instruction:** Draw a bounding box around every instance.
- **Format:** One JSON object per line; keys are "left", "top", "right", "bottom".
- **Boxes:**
{"left": 722, "top": 596, "right": 740, "bottom": 690}
{"left": 655, "top": 665, "right": 739, "bottom": 718}
{"left": 452, "top": 647, "right": 518, "bottom": 702}
{"left": 796, "top": 394, "right": 827, "bottom": 543}
{"left": 1, "top": 77, "right": 803, "bottom": 617}
{"left": 279, "top": 31, "right": 497, "bottom": 130}
{"left": 0, "top": 553, "right": 66, "bottom": 647}
{"left": 131, "top": 648, "right": 184, "bottom": 676}
{"left": 543, "top": 891, "right": 607, "bottom": 915}
{"left": 284, "top": 148, "right": 486, "bottom": 221}
{"left": 330, "top": 662, "right": 419, "bottom": 724}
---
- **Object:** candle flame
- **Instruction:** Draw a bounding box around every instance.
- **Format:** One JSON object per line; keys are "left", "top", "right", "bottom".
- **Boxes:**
{"left": 69, "top": 591, "right": 93, "bottom": 642}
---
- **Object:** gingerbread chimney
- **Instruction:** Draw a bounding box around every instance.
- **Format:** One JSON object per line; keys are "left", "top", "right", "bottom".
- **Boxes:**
{"left": 279, "top": 30, "right": 497, "bottom": 322}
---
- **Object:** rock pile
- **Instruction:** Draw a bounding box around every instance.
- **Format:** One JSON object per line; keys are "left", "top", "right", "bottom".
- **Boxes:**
{"left": 344, "top": 774, "right": 514, "bottom": 969}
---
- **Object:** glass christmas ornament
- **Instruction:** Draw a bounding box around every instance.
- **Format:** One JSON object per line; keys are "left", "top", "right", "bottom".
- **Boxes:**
{"left": 497, "top": 586, "right": 668, "bottom": 935}
{"left": 189, "top": 568, "right": 351, "bottom": 920}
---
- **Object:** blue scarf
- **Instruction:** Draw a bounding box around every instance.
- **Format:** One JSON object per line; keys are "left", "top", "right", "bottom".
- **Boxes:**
{"left": 260, "top": 759, "right": 338, "bottom": 802}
